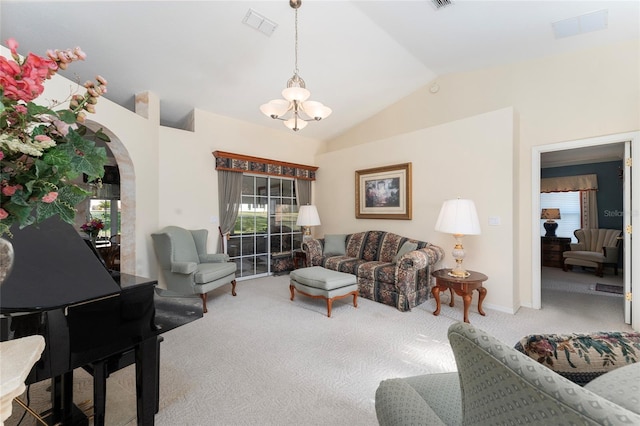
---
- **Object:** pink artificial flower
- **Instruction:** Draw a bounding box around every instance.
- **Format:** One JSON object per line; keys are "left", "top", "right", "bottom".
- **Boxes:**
{"left": 34, "top": 134, "right": 53, "bottom": 143}
{"left": 6, "top": 38, "right": 18, "bottom": 55}
{"left": 14, "top": 104, "right": 27, "bottom": 114}
{"left": 0, "top": 208, "right": 8, "bottom": 220}
{"left": 2, "top": 185, "right": 20, "bottom": 196}
{"left": 41, "top": 191, "right": 58, "bottom": 203}
{"left": 0, "top": 151, "right": 4, "bottom": 161}
{"left": 73, "top": 47, "right": 86, "bottom": 61}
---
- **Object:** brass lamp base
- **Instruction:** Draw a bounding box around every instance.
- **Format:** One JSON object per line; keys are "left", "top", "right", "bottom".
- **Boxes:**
{"left": 448, "top": 267, "right": 470, "bottom": 278}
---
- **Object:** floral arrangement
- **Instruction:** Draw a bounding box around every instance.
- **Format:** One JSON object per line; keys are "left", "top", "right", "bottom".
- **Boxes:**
{"left": 0, "top": 38, "right": 110, "bottom": 237}
{"left": 80, "top": 217, "right": 104, "bottom": 236}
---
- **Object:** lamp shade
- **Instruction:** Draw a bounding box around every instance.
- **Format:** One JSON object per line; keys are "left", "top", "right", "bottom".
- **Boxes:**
{"left": 541, "top": 208, "right": 561, "bottom": 220}
{"left": 296, "top": 205, "right": 321, "bottom": 227}
{"left": 435, "top": 199, "right": 481, "bottom": 235}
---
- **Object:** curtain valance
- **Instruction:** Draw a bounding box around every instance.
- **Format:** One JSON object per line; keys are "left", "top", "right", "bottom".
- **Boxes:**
{"left": 213, "top": 151, "right": 317, "bottom": 181}
{"left": 540, "top": 174, "right": 598, "bottom": 193}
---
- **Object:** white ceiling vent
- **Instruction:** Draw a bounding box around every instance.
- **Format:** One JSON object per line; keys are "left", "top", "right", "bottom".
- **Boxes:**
{"left": 552, "top": 9, "right": 608, "bottom": 39}
{"left": 242, "top": 9, "right": 278, "bottom": 37}
{"left": 431, "top": 0, "right": 453, "bottom": 10}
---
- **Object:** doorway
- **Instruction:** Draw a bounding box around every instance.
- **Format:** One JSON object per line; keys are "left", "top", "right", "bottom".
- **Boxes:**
{"left": 532, "top": 132, "right": 639, "bottom": 330}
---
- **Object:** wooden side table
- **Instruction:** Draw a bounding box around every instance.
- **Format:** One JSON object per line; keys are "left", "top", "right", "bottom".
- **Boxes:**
{"left": 293, "top": 249, "right": 307, "bottom": 269}
{"left": 431, "top": 269, "right": 488, "bottom": 323}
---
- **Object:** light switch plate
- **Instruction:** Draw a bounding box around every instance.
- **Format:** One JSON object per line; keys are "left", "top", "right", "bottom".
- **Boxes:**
{"left": 488, "top": 216, "right": 501, "bottom": 226}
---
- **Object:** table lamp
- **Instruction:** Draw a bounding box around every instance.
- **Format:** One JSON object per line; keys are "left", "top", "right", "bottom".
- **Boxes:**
{"left": 435, "top": 198, "right": 481, "bottom": 278}
{"left": 296, "top": 205, "right": 321, "bottom": 241}
{"left": 541, "top": 208, "right": 561, "bottom": 237}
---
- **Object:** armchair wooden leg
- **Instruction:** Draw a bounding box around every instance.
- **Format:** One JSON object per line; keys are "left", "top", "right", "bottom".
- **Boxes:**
{"left": 200, "top": 293, "right": 208, "bottom": 313}
{"left": 231, "top": 279, "right": 237, "bottom": 296}
{"left": 595, "top": 263, "right": 604, "bottom": 277}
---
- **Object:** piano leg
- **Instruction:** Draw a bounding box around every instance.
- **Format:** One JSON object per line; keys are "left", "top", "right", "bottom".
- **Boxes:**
{"left": 135, "top": 337, "right": 159, "bottom": 426}
{"left": 50, "top": 371, "right": 89, "bottom": 425}
{"left": 92, "top": 360, "right": 108, "bottom": 426}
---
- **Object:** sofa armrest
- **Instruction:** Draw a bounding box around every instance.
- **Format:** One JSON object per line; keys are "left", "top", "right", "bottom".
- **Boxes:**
{"left": 199, "top": 253, "right": 229, "bottom": 263}
{"left": 171, "top": 261, "right": 198, "bottom": 274}
{"left": 375, "top": 378, "right": 446, "bottom": 426}
{"left": 394, "top": 245, "right": 444, "bottom": 296}
{"left": 302, "top": 238, "right": 324, "bottom": 266}
{"left": 602, "top": 246, "right": 619, "bottom": 263}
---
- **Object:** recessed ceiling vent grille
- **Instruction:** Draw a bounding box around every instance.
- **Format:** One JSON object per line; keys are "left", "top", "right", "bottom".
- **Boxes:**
{"left": 432, "top": 0, "right": 452, "bottom": 9}
{"left": 242, "top": 9, "right": 278, "bottom": 37}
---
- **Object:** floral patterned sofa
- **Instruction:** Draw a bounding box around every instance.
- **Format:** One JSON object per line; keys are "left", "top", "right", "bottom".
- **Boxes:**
{"left": 514, "top": 331, "right": 640, "bottom": 386}
{"left": 301, "top": 230, "right": 444, "bottom": 311}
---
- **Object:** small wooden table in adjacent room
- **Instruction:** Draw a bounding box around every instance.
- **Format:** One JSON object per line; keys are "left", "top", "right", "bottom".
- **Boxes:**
{"left": 431, "top": 269, "right": 488, "bottom": 323}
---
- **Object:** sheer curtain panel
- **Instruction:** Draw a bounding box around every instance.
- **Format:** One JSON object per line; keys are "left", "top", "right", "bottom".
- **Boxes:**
{"left": 218, "top": 170, "right": 243, "bottom": 253}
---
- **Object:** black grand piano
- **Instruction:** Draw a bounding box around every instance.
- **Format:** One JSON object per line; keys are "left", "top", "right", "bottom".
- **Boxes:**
{"left": 0, "top": 217, "right": 202, "bottom": 425}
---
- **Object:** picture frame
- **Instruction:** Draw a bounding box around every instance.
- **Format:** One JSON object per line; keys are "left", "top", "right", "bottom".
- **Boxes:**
{"left": 355, "top": 162, "right": 412, "bottom": 220}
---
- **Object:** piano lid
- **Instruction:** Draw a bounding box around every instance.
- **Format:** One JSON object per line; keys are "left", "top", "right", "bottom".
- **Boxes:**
{"left": 0, "top": 216, "right": 121, "bottom": 313}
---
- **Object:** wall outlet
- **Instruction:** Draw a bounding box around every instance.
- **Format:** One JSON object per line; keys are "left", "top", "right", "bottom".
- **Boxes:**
{"left": 488, "top": 216, "right": 501, "bottom": 226}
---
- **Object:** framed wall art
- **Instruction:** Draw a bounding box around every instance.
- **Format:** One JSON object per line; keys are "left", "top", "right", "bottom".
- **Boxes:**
{"left": 355, "top": 162, "right": 412, "bottom": 220}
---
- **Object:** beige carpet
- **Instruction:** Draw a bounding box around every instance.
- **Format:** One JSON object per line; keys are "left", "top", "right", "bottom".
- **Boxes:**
{"left": 7, "top": 271, "right": 632, "bottom": 426}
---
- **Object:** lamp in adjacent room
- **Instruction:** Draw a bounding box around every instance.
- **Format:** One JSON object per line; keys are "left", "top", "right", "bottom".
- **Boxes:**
{"left": 259, "top": 0, "right": 331, "bottom": 132}
{"left": 296, "top": 204, "right": 321, "bottom": 241}
{"left": 541, "top": 208, "right": 561, "bottom": 237}
{"left": 435, "top": 198, "right": 481, "bottom": 278}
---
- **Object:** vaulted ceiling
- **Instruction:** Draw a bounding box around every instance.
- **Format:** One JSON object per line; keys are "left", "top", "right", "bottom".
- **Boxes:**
{"left": 1, "top": 1, "right": 638, "bottom": 143}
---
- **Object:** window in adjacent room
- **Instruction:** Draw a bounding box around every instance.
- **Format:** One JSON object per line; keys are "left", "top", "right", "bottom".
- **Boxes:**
{"left": 540, "top": 191, "right": 580, "bottom": 242}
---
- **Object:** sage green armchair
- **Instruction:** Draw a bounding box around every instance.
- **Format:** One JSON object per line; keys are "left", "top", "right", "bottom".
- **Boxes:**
{"left": 375, "top": 322, "right": 640, "bottom": 425}
{"left": 152, "top": 226, "right": 237, "bottom": 313}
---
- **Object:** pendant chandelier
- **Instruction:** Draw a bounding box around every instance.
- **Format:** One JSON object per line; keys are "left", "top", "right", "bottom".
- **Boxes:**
{"left": 260, "top": 0, "right": 331, "bottom": 132}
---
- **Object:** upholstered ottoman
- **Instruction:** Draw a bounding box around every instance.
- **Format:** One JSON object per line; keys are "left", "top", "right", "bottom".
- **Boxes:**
{"left": 290, "top": 266, "right": 358, "bottom": 317}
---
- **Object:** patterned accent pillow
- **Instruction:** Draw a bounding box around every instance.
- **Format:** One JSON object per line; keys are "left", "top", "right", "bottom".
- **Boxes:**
{"left": 323, "top": 234, "right": 347, "bottom": 256}
{"left": 514, "top": 331, "right": 640, "bottom": 386}
{"left": 393, "top": 241, "right": 418, "bottom": 263}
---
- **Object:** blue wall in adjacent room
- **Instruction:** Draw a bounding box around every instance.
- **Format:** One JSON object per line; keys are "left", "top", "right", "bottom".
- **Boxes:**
{"left": 541, "top": 160, "right": 624, "bottom": 230}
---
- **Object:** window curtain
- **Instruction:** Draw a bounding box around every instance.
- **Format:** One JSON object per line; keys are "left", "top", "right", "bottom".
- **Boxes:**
{"left": 217, "top": 170, "right": 243, "bottom": 253}
{"left": 295, "top": 179, "right": 311, "bottom": 207}
{"left": 581, "top": 191, "right": 599, "bottom": 229}
{"left": 541, "top": 174, "right": 598, "bottom": 230}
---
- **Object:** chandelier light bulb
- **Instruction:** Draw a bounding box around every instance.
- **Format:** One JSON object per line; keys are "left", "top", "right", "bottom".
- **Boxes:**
{"left": 301, "top": 101, "right": 332, "bottom": 120}
{"left": 284, "top": 117, "right": 308, "bottom": 131}
{"left": 260, "top": 99, "right": 290, "bottom": 118}
{"left": 282, "top": 86, "right": 311, "bottom": 102}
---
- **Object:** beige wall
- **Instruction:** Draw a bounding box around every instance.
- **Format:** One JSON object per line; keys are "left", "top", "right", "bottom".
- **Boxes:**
{"left": 157, "top": 108, "right": 323, "bottom": 249}
{"left": 325, "top": 39, "right": 640, "bottom": 309}
{"left": 315, "top": 107, "right": 516, "bottom": 312}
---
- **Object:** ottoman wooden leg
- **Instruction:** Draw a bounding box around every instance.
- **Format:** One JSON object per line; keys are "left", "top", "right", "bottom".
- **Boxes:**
{"left": 352, "top": 291, "right": 358, "bottom": 308}
{"left": 290, "top": 284, "right": 295, "bottom": 301}
{"left": 326, "top": 298, "right": 333, "bottom": 318}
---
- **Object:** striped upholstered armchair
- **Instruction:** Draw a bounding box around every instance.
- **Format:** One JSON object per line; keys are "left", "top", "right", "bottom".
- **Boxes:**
{"left": 562, "top": 228, "right": 622, "bottom": 277}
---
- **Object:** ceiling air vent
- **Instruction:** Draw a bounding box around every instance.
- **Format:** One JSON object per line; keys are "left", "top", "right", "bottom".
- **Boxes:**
{"left": 242, "top": 9, "right": 278, "bottom": 37}
{"left": 432, "top": 0, "right": 452, "bottom": 9}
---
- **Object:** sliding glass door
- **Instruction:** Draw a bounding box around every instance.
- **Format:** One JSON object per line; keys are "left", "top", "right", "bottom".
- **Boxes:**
{"left": 227, "top": 175, "right": 302, "bottom": 279}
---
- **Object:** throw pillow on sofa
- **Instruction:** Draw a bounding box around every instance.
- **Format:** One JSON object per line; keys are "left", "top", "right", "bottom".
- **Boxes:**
{"left": 393, "top": 241, "right": 418, "bottom": 263}
{"left": 514, "top": 331, "right": 640, "bottom": 386}
{"left": 323, "top": 234, "right": 347, "bottom": 256}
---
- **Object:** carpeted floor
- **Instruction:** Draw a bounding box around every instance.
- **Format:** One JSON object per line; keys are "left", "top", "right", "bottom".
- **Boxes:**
{"left": 541, "top": 265, "right": 624, "bottom": 297}
{"left": 7, "top": 269, "right": 632, "bottom": 426}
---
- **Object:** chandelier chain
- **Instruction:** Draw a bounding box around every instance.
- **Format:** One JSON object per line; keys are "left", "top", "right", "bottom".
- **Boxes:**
{"left": 294, "top": 8, "right": 299, "bottom": 76}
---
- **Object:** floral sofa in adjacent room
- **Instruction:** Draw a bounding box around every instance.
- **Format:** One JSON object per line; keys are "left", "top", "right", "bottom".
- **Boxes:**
{"left": 301, "top": 231, "right": 444, "bottom": 312}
